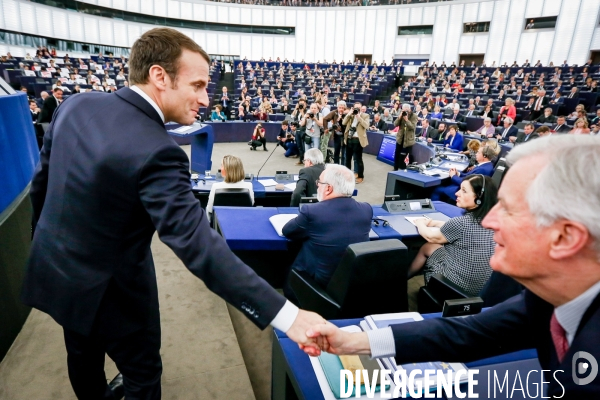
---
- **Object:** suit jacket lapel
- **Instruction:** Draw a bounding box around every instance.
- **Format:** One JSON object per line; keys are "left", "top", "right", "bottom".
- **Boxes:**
{"left": 115, "top": 87, "right": 164, "bottom": 127}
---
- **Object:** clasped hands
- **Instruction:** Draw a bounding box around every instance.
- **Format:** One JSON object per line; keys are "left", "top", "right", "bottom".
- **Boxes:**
{"left": 287, "top": 310, "right": 371, "bottom": 357}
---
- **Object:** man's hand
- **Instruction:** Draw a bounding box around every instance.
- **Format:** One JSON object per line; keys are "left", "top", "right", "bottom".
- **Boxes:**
{"left": 449, "top": 168, "right": 457, "bottom": 178}
{"left": 509, "top": 136, "right": 516, "bottom": 143}
{"left": 287, "top": 310, "right": 327, "bottom": 357}
{"left": 304, "top": 322, "right": 371, "bottom": 356}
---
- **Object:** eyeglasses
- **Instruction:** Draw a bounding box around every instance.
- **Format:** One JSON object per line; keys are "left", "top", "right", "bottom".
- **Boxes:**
{"left": 315, "top": 179, "right": 330, "bottom": 186}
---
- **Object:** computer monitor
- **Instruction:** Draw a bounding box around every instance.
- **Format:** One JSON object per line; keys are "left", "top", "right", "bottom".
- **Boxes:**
{"left": 376, "top": 135, "right": 396, "bottom": 166}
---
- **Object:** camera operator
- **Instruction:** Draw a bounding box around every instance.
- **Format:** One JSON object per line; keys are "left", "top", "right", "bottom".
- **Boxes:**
{"left": 300, "top": 103, "right": 324, "bottom": 154}
{"left": 292, "top": 99, "right": 308, "bottom": 165}
{"left": 393, "top": 103, "right": 418, "bottom": 170}
{"left": 277, "top": 120, "right": 299, "bottom": 158}
{"left": 343, "top": 102, "right": 369, "bottom": 184}
{"left": 323, "top": 100, "right": 349, "bottom": 165}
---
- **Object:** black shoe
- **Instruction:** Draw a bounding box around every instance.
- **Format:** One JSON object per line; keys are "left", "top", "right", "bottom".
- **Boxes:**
{"left": 250, "top": 147, "right": 255, "bottom": 151}
{"left": 108, "top": 373, "right": 124, "bottom": 399}
{"left": 263, "top": 148, "right": 268, "bottom": 151}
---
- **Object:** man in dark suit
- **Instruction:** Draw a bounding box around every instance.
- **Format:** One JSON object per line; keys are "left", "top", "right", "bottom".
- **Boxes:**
{"left": 369, "top": 113, "right": 387, "bottom": 131}
{"left": 567, "top": 87, "right": 579, "bottom": 99}
{"left": 513, "top": 123, "right": 540, "bottom": 144}
{"left": 290, "top": 148, "right": 326, "bottom": 206}
{"left": 219, "top": 86, "right": 231, "bottom": 117}
{"left": 529, "top": 89, "right": 548, "bottom": 120}
{"left": 534, "top": 107, "right": 557, "bottom": 124}
{"left": 419, "top": 119, "right": 437, "bottom": 141}
{"left": 308, "top": 136, "right": 600, "bottom": 397}
{"left": 552, "top": 116, "right": 571, "bottom": 133}
{"left": 21, "top": 28, "right": 324, "bottom": 400}
{"left": 430, "top": 144, "right": 495, "bottom": 202}
{"left": 495, "top": 117, "right": 518, "bottom": 141}
{"left": 283, "top": 164, "right": 372, "bottom": 288}
{"left": 38, "top": 87, "right": 62, "bottom": 124}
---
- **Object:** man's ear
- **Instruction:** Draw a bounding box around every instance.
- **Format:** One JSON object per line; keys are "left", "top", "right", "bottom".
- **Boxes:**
{"left": 147, "top": 65, "right": 168, "bottom": 91}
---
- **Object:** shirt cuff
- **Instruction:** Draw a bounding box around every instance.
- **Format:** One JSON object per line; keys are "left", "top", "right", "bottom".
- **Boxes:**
{"left": 366, "top": 327, "right": 396, "bottom": 359}
{"left": 270, "top": 300, "right": 299, "bottom": 333}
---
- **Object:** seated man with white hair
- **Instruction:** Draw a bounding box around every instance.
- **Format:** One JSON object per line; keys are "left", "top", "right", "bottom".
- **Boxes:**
{"left": 282, "top": 164, "right": 373, "bottom": 291}
{"left": 290, "top": 148, "right": 325, "bottom": 207}
{"left": 306, "top": 135, "right": 600, "bottom": 397}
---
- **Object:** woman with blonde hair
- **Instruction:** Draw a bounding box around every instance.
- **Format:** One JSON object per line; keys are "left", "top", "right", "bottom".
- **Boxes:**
{"left": 569, "top": 118, "right": 591, "bottom": 135}
{"left": 206, "top": 155, "right": 254, "bottom": 217}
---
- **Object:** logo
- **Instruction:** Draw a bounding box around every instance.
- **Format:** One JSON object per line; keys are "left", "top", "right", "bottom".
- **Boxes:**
{"left": 572, "top": 351, "right": 598, "bottom": 386}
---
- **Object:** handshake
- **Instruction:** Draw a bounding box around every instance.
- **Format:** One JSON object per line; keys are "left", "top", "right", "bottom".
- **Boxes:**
{"left": 288, "top": 310, "right": 371, "bottom": 357}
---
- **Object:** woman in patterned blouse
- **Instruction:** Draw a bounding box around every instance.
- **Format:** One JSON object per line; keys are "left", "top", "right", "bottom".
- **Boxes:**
{"left": 409, "top": 175, "right": 498, "bottom": 296}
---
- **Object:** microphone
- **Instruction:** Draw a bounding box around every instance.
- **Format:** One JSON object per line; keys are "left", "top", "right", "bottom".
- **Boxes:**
{"left": 255, "top": 141, "right": 281, "bottom": 181}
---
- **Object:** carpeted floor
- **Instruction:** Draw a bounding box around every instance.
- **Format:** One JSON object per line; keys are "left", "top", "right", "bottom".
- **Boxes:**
{"left": 0, "top": 141, "right": 423, "bottom": 400}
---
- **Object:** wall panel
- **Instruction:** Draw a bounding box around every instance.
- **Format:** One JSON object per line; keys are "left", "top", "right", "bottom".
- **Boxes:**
{"left": 567, "top": 0, "right": 597, "bottom": 65}
{"left": 354, "top": 10, "right": 366, "bottom": 55}
{"left": 229, "top": 7, "right": 240, "bottom": 24}
{"left": 472, "top": 35, "right": 489, "bottom": 56}
{"left": 542, "top": 0, "right": 563, "bottom": 16}
{"left": 501, "top": 0, "right": 526, "bottom": 63}
{"left": 4, "top": 0, "right": 21, "bottom": 32}
{"left": 125, "top": 0, "right": 139, "bottom": 13}
{"left": 83, "top": 16, "right": 99, "bottom": 44}
{"left": 98, "top": 19, "right": 114, "bottom": 47}
{"left": 229, "top": 34, "right": 240, "bottom": 56}
{"left": 444, "top": 4, "right": 464, "bottom": 62}
{"left": 430, "top": 4, "right": 449, "bottom": 62}
{"left": 516, "top": 32, "right": 536, "bottom": 64}
{"left": 486, "top": 0, "right": 509, "bottom": 65}
{"left": 421, "top": 6, "right": 436, "bottom": 25}
{"left": 193, "top": 3, "right": 205, "bottom": 21}
{"left": 463, "top": 3, "right": 479, "bottom": 22}
{"left": 532, "top": 31, "right": 555, "bottom": 65}
{"left": 343, "top": 9, "right": 355, "bottom": 62}
{"left": 364, "top": 10, "right": 377, "bottom": 55}
{"left": 383, "top": 8, "right": 397, "bottom": 64}
{"left": 409, "top": 6, "right": 423, "bottom": 25}
{"left": 113, "top": 22, "right": 128, "bottom": 47}
{"left": 477, "top": 1, "right": 494, "bottom": 22}
{"left": 525, "top": 0, "right": 544, "bottom": 18}
{"left": 153, "top": 0, "right": 167, "bottom": 17}
{"left": 459, "top": 35, "right": 474, "bottom": 55}
{"left": 263, "top": 9, "right": 274, "bottom": 26}
{"left": 550, "top": 0, "right": 581, "bottom": 63}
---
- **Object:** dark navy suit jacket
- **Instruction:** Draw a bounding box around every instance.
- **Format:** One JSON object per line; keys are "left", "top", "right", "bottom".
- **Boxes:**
{"left": 450, "top": 161, "right": 495, "bottom": 186}
{"left": 391, "top": 291, "right": 600, "bottom": 397}
{"left": 22, "top": 88, "right": 286, "bottom": 336}
{"left": 282, "top": 197, "right": 372, "bottom": 286}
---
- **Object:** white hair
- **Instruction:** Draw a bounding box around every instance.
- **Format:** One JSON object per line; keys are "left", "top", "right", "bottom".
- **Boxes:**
{"left": 506, "top": 135, "right": 600, "bottom": 257}
{"left": 323, "top": 164, "right": 355, "bottom": 196}
{"left": 337, "top": 100, "right": 346, "bottom": 107}
{"left": 304, "top": 148, "right": 324, "bottom": 165}
{"left": 402, "top": 103, "right": 411, "bottom": 111}
{"left": 484, "top": 117, "right": 492, "bottom": 123}
{"left": 504, "top": 117, "right": 514, "bottom": 124}
{"left": 454, "top": 104, "right": 460, "bottom": 111}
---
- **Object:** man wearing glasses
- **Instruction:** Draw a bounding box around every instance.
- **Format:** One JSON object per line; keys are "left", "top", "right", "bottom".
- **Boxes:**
{"left": 282, "top": 164, "right": 372, "bottom": 302}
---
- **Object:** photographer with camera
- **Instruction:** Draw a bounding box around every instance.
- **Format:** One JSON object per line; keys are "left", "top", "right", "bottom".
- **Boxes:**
{"left": 300, "top": 103, "right": 324, "bottom": 154}
{"left": 291, "top": 99, "right": 308, "bottom": 165}
{"left": 343, "top": 102, "right": 369, "bottom": 184}
{"left": 249, "top": 123, "right": 267, "bottom": 151}
{"left": 323, "top": 100, "right": 349, "bottom": 165}
{"left": 277, "top": 120, "right": 299, "bottom": 158}
{"left": 393, "top": 103, "right": 418, "bottom": 171}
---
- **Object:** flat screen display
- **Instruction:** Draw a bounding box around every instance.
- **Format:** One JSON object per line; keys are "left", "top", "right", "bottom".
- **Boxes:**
{"left": 377, "top": 135, "right": 396, "bottom": 166}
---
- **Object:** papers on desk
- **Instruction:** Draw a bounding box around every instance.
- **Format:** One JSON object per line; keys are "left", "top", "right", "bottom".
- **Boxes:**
{"left": 441, "top": 161, "right": 467, "bottom": 170}
{"left": 362, "top": 312, "right": 469, "bottom": 396}
{"left": 404, "top": 215, "right": 431, "bottom": 226}
{"left": 269, "top": 214, "right": 297, "bottom": 237}
{"left": 422, "top": 168, "right": 450, "bottom": 179}
{"left": 258, "top": 179, "right": 278, "bottom": 187}
{"left": 170, "top": 124, "right": 198, "bottom": 134}
{"left": 284, "top": 182, "right": 297, "bottom": 191}
{"left": 293, "top": 175, "right": 299, "bottom": 181}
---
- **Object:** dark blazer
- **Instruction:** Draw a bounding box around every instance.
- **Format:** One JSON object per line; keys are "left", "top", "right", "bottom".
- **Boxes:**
{"left": 420, "top": 126, "right": 438, "bottom": 140}
{"left": 282, "top": 197, "right": 372, "bottom": 286}
{"left": 290, "top": 164, "right": 326, "bottom": 207}
{"left": 450, "top": 161, "right": 494, "bottom": 186}
{"left": 371, "top": 118, "right": 387, "bottom": 131}
{"left": 38, "top": 95, "right": 59, "bottom": 123}
{"left": 552, "top": 123, "right": 571, "bottom": 133}
{"left": 514, "top": 131, "right": 540, "bottom": 145}
{"left": 534, "top": 114, "right": 557, "bottom": 124}
{"left": 22, "top": 88, "right": 286, "bottom": 337}
{"left": 497, "top": 125, "right": 518, "bottom": 140}
{"left": 391, "top": 291, "right": 600, "bottom": 397}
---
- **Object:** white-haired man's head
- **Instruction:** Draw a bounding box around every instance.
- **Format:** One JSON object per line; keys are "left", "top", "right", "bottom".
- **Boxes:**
{"left": 304, "top": 148, "right": 324, "bottom": 166}
{"left": 317, "top": 164, "right": 355, "bottom": 202}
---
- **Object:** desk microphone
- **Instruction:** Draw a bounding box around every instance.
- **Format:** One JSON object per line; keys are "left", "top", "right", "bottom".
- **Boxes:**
{"left": 255, "top": 141, "right": 281, "bottom": 180}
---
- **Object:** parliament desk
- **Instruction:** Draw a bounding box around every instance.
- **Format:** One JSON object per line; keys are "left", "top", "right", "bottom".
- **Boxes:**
{"left": 192, "top": 175, "right": 297, "bottom": 209}
{"left": 384, "top": 156, "right": 471, "bottom": 200}
{"left": 272, "top": 317, "right": 540, "bottom": 400}
{"left": 168, "top": 121, "right": 284, "bottom": 145}
{"left": 212, "top": 202, "right": 463, "bottom": 288}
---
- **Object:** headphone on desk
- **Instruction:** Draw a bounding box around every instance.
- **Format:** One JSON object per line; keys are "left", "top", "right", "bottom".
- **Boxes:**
{"left": 372, "top": 218, "right": 390, "bottom": 227}
{"left": 474, "top": 174, "right": 486, "bottom": 205}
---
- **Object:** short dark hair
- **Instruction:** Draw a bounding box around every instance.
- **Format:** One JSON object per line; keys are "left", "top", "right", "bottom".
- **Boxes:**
{"left": 281, "top": 120, "right": 289, "bottom": 126}
{"left": 464, "top": 175, "right": 498, "bottom": 221}
{"left": 53, "top": 88, "right": 63, "bottom": 93}
{"left": 128, "top": 28, "right": 210, "bottom": 86}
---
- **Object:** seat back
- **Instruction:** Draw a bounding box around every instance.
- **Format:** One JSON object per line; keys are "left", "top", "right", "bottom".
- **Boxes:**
{"left": 491, "top": 165, "right": 507, "bottom": 188}
{"left": 327, "top": 239, "right": 409, "bottom": 318}
{"left": 213, "top": 188, "right": 253, "bottom": 207}
{"left": 417, "top": 274, "right": 470, "bottom": 314}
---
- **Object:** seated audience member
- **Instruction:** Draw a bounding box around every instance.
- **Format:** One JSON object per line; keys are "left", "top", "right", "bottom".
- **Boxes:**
{"left": 514, "top": 123, "right": 539, "bottom": 144}
{"left": 238, "top": 97, "right": 253, "bottom": 121}
{"left": 290, "top": 148, "right": 325, "bottom": 207}
{"left": 431, "top": 145, "right": 496, "bottom": 203}
{"left": 306, "top": 135, "right": 600, "bottom": 399}
{"left": 211, "top": 105, "right": 227, "bottom": 121}
{"left": 430, "top": 105, "right": 443, "bottom": 120}
{"left": 410, "top": 175, "right": 497, "bottom": 296}
{"left": 249, "top": 123, "right": 267, "bottom": 151}
{"left": 552, "top": 116, "right": 570, "bottom": 134}
{"left": 536, "top": 125, "right": 552, "bottom": 137}
{"left": 479, "top": 104, "right": 495, "bottom": 120}
{"left": 418, "top": 119, "right": 437, "bottom": 141}
{"left": 381, "top": 109, "right": 393, "bottom": 124}
{"left": 460, "top": 139, "right": 481, "bottom": 167}
{"left": 497, "top": 98, "right": 517, "bottom": 125}
{"left": 534, "top": 108, "right": 557, "bottom": 124}
{"left": 370, "top": 113, "right": 387, "bottom": 131}
{"left": 569, "top": 118, "right": 591, "bottom": 135}
{"left": 283, "top": 164, "right": 372, "bottom": 289}
{"left": 427, "top": 122, "right": 447, "bottom": 144}
{"left": 443, "top": 125, "right": 463, "bottom": 151}
{"left": 469, "top": 117, "right": 495, "bottom": 137}
{"left": 277, "top": 121, "right": 299, "bottom": 158}
{"left": 206, "top": 155, "right": 254, "bottom": 217}
{"left": 495, "top": 117, "right": 518, "bottom": 141}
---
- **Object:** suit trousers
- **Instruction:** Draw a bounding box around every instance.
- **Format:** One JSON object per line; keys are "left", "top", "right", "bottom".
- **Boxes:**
{"left": 394, "top": 143, "right": 413, "bottom": 171}
{"left": 345, "top": 139, "right": 364, "bottom": 178}
{"left": 63, "top": 323, "right": 162, "bottom": 400}
{"left": 333, "top": 133, "right": 346, "bottom": 165}
{"left": 295, "top": 131, "right": 306, "bottom": 161}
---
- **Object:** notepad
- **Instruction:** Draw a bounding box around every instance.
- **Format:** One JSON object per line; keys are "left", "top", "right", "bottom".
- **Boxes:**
{"left": 404, "top": 215, "right": 431, "bottom": 226}
{"left": 258, "top": 179, "right": 278, "bottom": 187}
{"left": 269, "top": 214, "right": 297, "bottom": 237}
{"left": 284, "top": 182, "right": 297, "bottom": 190}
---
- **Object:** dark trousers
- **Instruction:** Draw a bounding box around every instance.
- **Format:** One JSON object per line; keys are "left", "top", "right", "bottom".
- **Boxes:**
{"left": 283, "top": 141, "right": 299, "bottom": 157}
{"left": 345, "top": 139, "right": 364, "bottom": 179}
{"left": 394, "top": 143, "right": 413, "bottom": 170}
{"left": 252, "top": 137, "right": 267, "bottom": 150}
{"left": 63, "top": 324, "right": 162, "bottom": 400}
{"left": 333, "top": 134, "right": 345, "bottom": 165}
{"left": 295, "top": 131, "right": 306, "bottom": 161}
